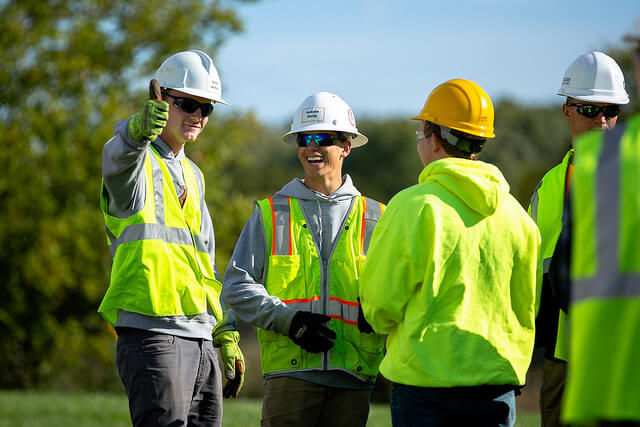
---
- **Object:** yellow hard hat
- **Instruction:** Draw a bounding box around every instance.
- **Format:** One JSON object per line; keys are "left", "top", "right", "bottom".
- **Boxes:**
{"left": 411, "top": 79, "right": 495, "bottom": 139}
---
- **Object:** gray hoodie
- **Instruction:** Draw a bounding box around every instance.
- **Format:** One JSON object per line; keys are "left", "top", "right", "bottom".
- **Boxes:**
{"left": 101, "top": 119, "right": 233, "bottom": 339}
{"left": 223, "top": 176, "right": 373, "bottom": 388}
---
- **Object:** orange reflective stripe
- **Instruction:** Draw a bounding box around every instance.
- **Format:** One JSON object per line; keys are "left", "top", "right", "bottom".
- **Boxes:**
{"left": 360, "top": 197, "right": 367, "bottom": 255}
{"left": 282, "top": 296, "right": 321, "bottom": 304}
{"left": 330, "top": 296, "right": 358, "bottom": 306}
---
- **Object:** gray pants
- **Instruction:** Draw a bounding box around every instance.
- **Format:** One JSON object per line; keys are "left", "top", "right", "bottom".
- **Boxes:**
{"left": 261, "top": 376, "right": 372, "bottom": 427}
{"left": 116, "top": 328, "right": 223, "bottom": 427}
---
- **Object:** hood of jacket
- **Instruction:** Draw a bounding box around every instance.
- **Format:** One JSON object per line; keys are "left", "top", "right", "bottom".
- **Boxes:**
{"left": 275, "top": 175, "right": 360, "bottom": 202}
{"left": 419, "top": 157, "right": 510, "bottom": 217}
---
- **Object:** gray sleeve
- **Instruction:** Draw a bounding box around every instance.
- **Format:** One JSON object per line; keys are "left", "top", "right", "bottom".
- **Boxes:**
{"left": 222, "top": 205, "right": 297, "bottom": 336}
{"left": 101, "top": 119, "right": 149, "bottom": 218}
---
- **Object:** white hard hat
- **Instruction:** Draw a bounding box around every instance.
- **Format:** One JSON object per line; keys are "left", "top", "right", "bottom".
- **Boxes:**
{"left": 283, "top": 91, "right": 368, "bottom": 148}
{"left": 153, "top": 50, "right": 229, "bottom": 105}
{"left": 557, "top": 51, "right": 629, "bottom": 104}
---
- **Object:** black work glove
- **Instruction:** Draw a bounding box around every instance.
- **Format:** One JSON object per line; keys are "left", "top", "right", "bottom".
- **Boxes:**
{"left": 357, "top": 297, "right": 374, "bottom": 334}
{"left": 288, "top": 311, "right": 336, "bottom": 353}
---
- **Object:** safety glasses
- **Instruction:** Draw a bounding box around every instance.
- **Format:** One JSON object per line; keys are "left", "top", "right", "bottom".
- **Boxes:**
{"left": 164, "top": 93, "right": 214, "bottom": 117}
{"left": 297, "top": 133, "right": 346, "bottom": 147}
{"left": 565, "top": 103, "right": 621, "bottom": 119}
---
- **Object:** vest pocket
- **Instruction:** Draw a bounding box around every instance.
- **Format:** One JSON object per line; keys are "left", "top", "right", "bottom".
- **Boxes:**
{"left": 266, "top": 255, "right": 303, "bottom": 293}
{"left": 343, "top": 335, "right": 384, "bottom": 381}
{"left": 258, "top": 328, "right": 303, "bottom": 374}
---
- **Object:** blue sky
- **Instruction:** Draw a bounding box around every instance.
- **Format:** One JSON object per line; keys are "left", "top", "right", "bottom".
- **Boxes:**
{"left": 215, "top": 0, "right": 639, "bottom": 126}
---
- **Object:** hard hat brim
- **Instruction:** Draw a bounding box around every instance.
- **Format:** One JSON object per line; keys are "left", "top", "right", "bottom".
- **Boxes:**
{"left": 409, "top": 116, "right": 495, "bottom": 139}
{"left": 556, "top": 90, "right": 629, "bottom": 105}
{"left": 161, "top": 85, "right": 230, "bottom": 106}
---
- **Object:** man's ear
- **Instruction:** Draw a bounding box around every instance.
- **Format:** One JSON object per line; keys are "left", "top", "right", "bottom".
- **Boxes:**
{"left": 431, "top": 133, "right": 443, "bottom": 153}
{"left": 341, "top": 141, "right": 352, "bottom": 158}
{"left": 562, "top": 104, "right": 571, "bottom": 122}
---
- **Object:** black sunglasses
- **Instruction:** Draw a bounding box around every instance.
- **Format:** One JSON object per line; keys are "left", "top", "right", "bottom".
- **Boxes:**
{"left": 163, "top": 93, "right": 214, "bottom": 117}
{"left": 297, "top": 133, "right": 347, "bottom": 147}
{"left": 565, "top": 103, "right": 621, "bottom": 119}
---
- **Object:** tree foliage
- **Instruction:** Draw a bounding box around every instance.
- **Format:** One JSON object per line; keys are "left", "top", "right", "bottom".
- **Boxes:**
{"left": 0, "top": 0, "right": 637, "bottom": 390}
{"left": 0, "top": 0, "right": 255, "bottom": 389}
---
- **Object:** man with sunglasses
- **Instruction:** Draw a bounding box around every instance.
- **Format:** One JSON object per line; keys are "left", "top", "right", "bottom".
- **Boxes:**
{"left": 528, "top": 50, "right": 629, "bottom": 427}
{"left": 549, "top": 28, "right": 640, "bottom": 427}
{"left": 99, "top": 50, "right": 244, "bottom": 427}
{"left": 223, "top": 92, "right": 386, "bottom": 426}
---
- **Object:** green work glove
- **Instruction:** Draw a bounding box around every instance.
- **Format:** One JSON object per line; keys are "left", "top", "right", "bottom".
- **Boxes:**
{"left": 213, "top": 330, "right": 245, "bottom": 398}
{"left": 128, "top": 99, "right": 169, "bottom": 142}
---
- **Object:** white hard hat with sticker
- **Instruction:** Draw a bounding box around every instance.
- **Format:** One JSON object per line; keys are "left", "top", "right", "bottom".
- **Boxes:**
{"left": 557, "top": 51, "right": 629, "bottom": 104}
{"left": 283, "top": 91, "right": 368, "bottom": 147}
{"left": 154, "top": 50, "right": 229, "bottom": 105}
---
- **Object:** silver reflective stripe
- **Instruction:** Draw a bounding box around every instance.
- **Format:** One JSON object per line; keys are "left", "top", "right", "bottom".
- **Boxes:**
{"left": 286, "top": 299, "right": 321, "bottom": 314}
{"left": 285, "top": 298, "right": 358, "bottom": 324}
{"left": 543, "top": 257, "right": 552, "bottom": 274}
{"left": 529, "top": 180, "right": 542, "bottom": 223}
{"left": 105, "top": 226, "right": 118, "bottom": 257}
{"left": 110, "top": 223, "right": 199, "bottom": 254}
{"left": 148, "top": 149, "right": 165, "bottom": 225}
{"left": 271, "top": 195, "right": 291, "bottom": 256}
{"left": 363, "top": 197, "right": 382, "bottom": 255}
{"left": 327, "top": 298, "right": 358, "bottom": 324}
{"left": 573, "top": 123, "right": 640, "bottom": 302}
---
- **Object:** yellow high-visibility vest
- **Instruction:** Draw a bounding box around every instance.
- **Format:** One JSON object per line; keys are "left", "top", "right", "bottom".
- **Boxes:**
{"left": 99, "top": 146, "right": 222, "bottom": 325}
{"left": 256, "top": 195, "right": 385, "bottom": 382}
{"left": 529, "top": 150, "right": 573, "bottom": 360}
{"left": 563, "top": 117, "right": 640, "bottom": 424}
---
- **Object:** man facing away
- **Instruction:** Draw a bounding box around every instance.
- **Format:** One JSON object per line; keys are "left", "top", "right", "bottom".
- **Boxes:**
{"left": 360, "top": 79, "right": 542, "bottom": 427}
{"left": 528, "top": 50, "right": 629, "bottom": 427}
{"left": 222, "top": 92, "right": 386, "bottom": 427}
{"left": 99, "top": 50, "right": 244, "bottom": 427}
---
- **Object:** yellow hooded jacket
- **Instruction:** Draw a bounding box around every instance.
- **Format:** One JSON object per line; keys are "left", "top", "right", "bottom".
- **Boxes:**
{"left": 360, "top": 157, "right": 542, "bottom": 387}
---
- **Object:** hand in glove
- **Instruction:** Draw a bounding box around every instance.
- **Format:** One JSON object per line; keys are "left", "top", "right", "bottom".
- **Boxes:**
{"left": 288, "top": 311, "right": 337, "bottom": 353}
{"left": 213, "top": 330, "right": 245, "bottom": 398}
{"left": 128, "top": 99, "right": 169, "bottom": 142}
{"left": 357, "top": 297, "right": 374, "bottom": 334}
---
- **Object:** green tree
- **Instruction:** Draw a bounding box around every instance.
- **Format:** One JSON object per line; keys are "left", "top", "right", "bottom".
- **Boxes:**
{"left": 0, "top": 0, "right": 256, "bottom": 389}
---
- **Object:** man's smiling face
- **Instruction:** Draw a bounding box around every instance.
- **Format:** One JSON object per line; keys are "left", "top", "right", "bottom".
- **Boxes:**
{"left": 297, "top": 132, "right": 351, "bottom": 180}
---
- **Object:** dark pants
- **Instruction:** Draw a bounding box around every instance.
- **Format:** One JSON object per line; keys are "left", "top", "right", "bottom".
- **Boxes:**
{"left": 116, "top": 328, "right": 223, "bottom": 427}
{"left": 261, "top": 376, "right": 372, "bottom": 427}
{"left": 390, "top": 382, "right": 516, "bottom": 427}
{"left": 541, "top": 358, "right": 568, "bottom": 427}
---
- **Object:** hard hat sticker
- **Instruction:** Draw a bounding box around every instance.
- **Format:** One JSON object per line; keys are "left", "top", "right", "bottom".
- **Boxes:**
{"left": 348, "top": 109, "right": 355, "bottom": 126}
{"left": 208, "top": 76, "right": 219, "bottom": 92}
{"left": 301, "top": 107, "right": 325, "bottom": 124}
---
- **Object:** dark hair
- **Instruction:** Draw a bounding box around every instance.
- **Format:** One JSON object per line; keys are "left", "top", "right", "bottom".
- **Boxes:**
{"left": 424, "top": 121, "right": 485, "bottom": 159}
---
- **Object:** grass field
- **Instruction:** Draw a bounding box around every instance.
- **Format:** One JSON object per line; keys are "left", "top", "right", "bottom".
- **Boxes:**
{"left": 0, "top": 390, "right": 540, "bottom": 426}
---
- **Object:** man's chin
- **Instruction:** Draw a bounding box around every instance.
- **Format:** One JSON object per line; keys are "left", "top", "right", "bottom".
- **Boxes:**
{"left": 183, "top": 132, "right": 201, "bottom": 143}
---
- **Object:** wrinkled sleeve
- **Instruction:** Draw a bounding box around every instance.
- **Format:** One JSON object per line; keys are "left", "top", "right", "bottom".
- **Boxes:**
{"left": 102, "top": 118, "right": 149, "bottom": 217}
{"left": 222, "top": 205, "right": 297, "bottom": 336}
{"left": 360, "top": 193, "right": 426, "bottom": 334}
